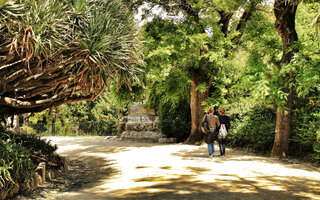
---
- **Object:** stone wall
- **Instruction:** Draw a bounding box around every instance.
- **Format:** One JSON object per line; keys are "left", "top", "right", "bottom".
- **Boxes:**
{"left": 117, "top": 104, "right": 162, "bottom": 142}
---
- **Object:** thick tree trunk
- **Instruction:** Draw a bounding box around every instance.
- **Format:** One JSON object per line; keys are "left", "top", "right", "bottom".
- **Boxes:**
{"left": 185, "top": 80, "right": 208, "bottom": 144}
{"left": 273, "top": 88, "right": 294, "bottom": 157}
{"left": 271, "top": 0, "right": 300, "bottom": 157}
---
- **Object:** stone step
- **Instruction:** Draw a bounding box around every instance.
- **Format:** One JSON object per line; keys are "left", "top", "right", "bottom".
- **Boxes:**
{"left": 120, "top": 131, "right": 163, "bottom": 142}
{"left": 125, "top": 122, "right": 158, "bottom": 131}
{"left": 124, "top": 115, "right": 159, "bottom": 123}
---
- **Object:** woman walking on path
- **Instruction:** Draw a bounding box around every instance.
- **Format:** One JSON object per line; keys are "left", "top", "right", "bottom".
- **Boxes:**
{"left": 203, "top": 107, "right": 220, "bottom": 157}
{"left": 217, "top": 107, "right": 230, "bottom": 157}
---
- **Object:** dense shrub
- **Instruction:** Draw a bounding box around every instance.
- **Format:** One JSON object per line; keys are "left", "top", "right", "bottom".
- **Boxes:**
{"left": 227, "top": 106, "right": 276, "bottom": 154}
{"left": 228, "top": 104, "right": 320, "bottom": 162}
{"left": 290, "top": 101, "right": 320, "bottom": 160}
{"left": 0, "top": 127, "right": 63, "bottom": 196}
{"left": 0, "top": 139, "right": 34, "bottom": 193}
{"left": 314, "top": 143, "right": 320, "bottom": 160}
{"left": 0, "top": 129, "right": 58, "bottom": 159}
{"left": 146, "top": 69, "right": 191, "bottom": 143}
{"left": 158, "top": 99, "right": 191, "bottom": 143}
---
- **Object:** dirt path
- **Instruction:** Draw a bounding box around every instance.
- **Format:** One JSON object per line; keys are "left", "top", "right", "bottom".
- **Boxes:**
{"left": 15, "top": 136, "right": 320, "bottom": 200}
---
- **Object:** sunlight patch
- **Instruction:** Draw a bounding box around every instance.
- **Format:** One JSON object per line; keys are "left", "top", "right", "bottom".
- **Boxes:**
{"left": 57, "top": 144, "right": 88, "bottom": 152}
{"left": 296, "top": 192, "right": 320, "bottom": 200}
{"left": 267, "top": 185, "right": 284, "bottom": 191}
{"left": 177, "top": 190, "right": 192, "bottom": 194}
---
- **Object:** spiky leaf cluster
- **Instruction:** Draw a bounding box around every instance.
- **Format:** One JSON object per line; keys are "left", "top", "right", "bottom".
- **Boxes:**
{"left": 0, "top": 0, "right": 143, "bottom": 117}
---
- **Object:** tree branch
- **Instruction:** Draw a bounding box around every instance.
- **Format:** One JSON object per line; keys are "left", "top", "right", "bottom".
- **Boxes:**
{"left": 218, "top": 10, "right": 233, "bottom": 36}
{"left": 232, "top": 0, "right": 260, "bottom": 44}
{"left": 0, "top": 94, "right": 92, "bottom": 114}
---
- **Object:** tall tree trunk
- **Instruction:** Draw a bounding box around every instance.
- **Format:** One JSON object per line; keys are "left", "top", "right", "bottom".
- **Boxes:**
{"left": 272, "top": 0, "right": 300, "bottom": 157}
{"left": 185, "top": 80, "right": 208, "bottom": 144}
{"left": 11, "top": 115, "right": 20, "bottom": 132}
{"left": 273, "top": 87, "right": 294, "bottom": 157}
{"left": 185, "top": 65, "right": 215, "bottom": 144}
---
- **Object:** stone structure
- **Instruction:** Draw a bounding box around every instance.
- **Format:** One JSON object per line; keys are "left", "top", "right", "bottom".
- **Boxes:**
{"left": 117, "top": 104, "right": 163, "bottom": 142}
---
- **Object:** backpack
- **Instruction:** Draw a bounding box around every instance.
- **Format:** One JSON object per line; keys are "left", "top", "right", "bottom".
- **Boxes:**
{"left": 219, "top": 124, "right": 228, "bottom": 139}
{"left": 201, "top": 114, "right": 209, "bottom": 134}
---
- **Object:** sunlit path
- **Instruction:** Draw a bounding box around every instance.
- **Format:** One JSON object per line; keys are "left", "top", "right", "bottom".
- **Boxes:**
{"left": 43, "top": 137, "right": 320, "bottom": 200}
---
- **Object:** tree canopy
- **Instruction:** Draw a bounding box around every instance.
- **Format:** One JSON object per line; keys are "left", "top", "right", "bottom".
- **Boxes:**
{"left": 124, "top": 0, "right": 320, "bottom": 157}
{"left": 123, "top": 0, "right": 267, "bottom": 143}
{"left": 0, "top": 0, "right": 143, "bottom": 119}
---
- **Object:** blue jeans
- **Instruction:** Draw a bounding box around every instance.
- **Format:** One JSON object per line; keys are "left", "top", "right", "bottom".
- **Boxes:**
{"left": 208, "top": 142, "right": 214, "bottom": 156}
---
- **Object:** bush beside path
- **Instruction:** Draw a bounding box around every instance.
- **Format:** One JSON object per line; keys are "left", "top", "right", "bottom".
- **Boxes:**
{"left": 14, "top": 136, "right": 320, "bottom": 200}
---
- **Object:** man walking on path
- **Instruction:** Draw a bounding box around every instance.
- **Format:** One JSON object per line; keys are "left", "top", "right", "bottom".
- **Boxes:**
{"left": 203, "top": 107, "right": 220, "bottom": 157}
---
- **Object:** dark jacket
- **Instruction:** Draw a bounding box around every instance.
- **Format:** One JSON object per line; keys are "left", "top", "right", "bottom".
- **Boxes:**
{"left": 218, "top": 115, "right": 230, "bottom": 132}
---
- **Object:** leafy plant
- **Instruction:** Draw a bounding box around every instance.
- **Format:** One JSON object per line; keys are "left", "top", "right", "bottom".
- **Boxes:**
{"left": 227, "top": 106, "right": 276, "bottom": 154}
{"left": 0, "top": 126, "right": 64, "bottom": 195}
{"left": 0, "top": 138, "right": 34, "bottom": 193}
{"left": 290, "top": 100, "right": 320, "bottom": 160}
{"left": 0, "top": 0, "right": 143, "bottom": 116}
{"left": 146, "top": 68, "right": 191, "bottom": 142}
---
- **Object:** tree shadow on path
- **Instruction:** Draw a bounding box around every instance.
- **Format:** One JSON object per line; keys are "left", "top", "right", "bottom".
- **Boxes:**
{"left": 14, "top": 137, "right": 320, "bottom": 200}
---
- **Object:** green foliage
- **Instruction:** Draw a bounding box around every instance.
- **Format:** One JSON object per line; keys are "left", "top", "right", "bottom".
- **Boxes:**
{"left": 19, "top": 125, "right": 37, "bottom": 135}
{"left": 0, "top": 139, "right": 33, "bottom": 192}
{"left": 0, "top": 0, "right": 143, "bottom": 115}
{"left": 228, "top": 102, "right": 320, "bottom": 162}
{"left": 0, "top": 129, "right": 58, "bottom": 160}
{"left": 294, "top": 53, "right": 320, "bottom": 98}
{"left": 296, "top": 3, "right": 320, "bottom": 54}
{"left": 290, "top": 100, "right": 320, "bottom": 160}
{"left": 0, "top": 127, "right": 62, "bottom": 194}
{"left": 227, "top": 106, "right": 276, "bottom": 154}
{"left": 222, "top": 1, "right": 320, "bottom": 162}
{"left": 203, "top": 5, "right": 281, "bottom": 115}
{"left": 20, "top": 80, "right": 142, "bottom": 136}
{"left": 89, "top": 87, "right": 133, "bottom": 135}
{"left": 146, "top": 68, "right": 191, "bottom": 142}
{"left": 236, "top": 7, "right": 282, "bottom": 107}
{"left": 21, "top": 84, "right": 136, "bottom": 136}
{"left": 62, "top": 87, "right": 133, "bottom": 136}
{"left": 158, "top": 101, "right": 191, "bottom": 143}
{"left": 141, "top": 18, "right": 196, "bottom": 141}
{"left": 142, "top": 16, "right": 224, "bottom": 85}
{"left": 314, "top": 142, "right": 320, "bottom": 160}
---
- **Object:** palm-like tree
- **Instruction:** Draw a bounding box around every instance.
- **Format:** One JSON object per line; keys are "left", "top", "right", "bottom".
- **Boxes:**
{"left": 0, "top": 0, "right": 143, "bottom": 118}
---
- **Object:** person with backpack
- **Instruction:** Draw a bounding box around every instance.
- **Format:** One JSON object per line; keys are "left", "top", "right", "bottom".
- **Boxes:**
{"left": 217, "top": 107, "right": 230, "bottom": 157}
{"left": 202, "top": 107, "right": 220, "bottom": 158}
